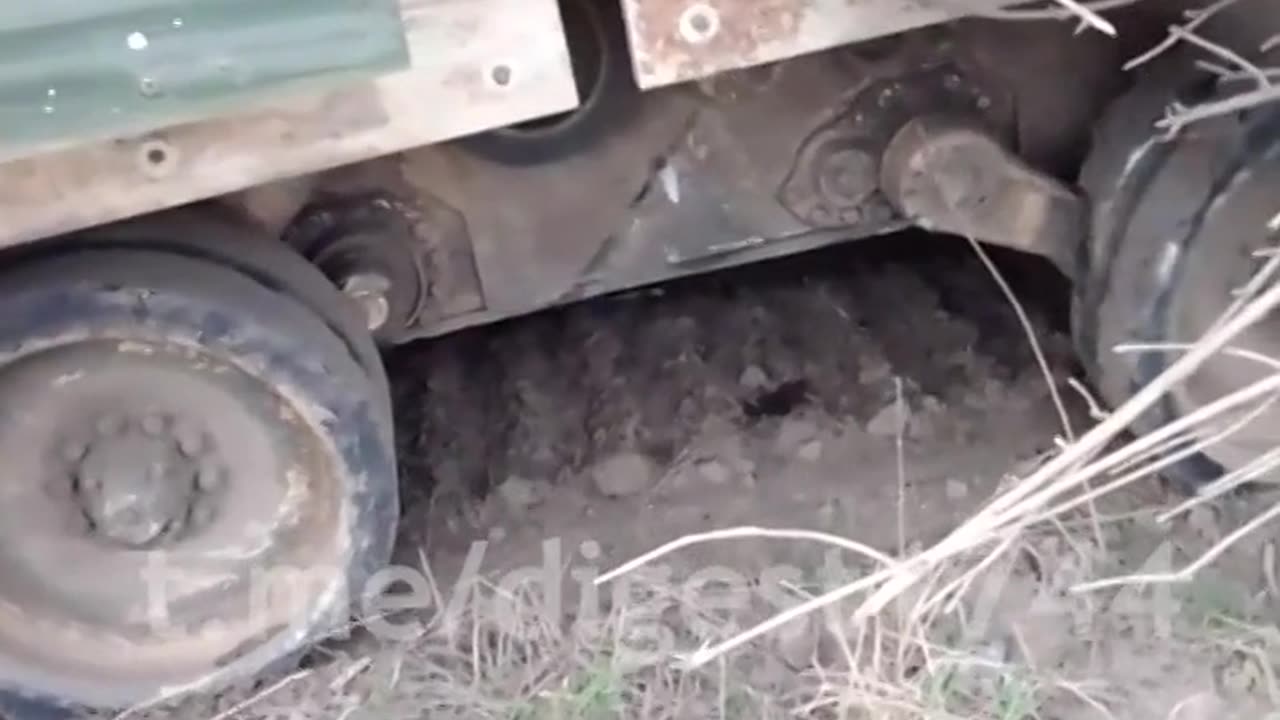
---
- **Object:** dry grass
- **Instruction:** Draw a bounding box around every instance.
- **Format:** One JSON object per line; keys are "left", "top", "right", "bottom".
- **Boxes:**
{"left": 1123, "top": 0, "right": 1280, "bottom": 134}
{"left": 541, "top": 292, "right": 1280, "bottom": 718}
{"left": 108, "top": 504, "right": 1280, "bottom": 719}
{"left": 962, "top": 0, "right": 1140, "bottom": 30}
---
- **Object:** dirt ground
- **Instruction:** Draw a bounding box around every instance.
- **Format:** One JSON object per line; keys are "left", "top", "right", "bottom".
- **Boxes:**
{"left": 93, "top": 236, "right": 1280, "bottom": 719}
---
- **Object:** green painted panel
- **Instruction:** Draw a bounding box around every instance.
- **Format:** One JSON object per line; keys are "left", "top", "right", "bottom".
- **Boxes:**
{"left": 0, "top": 0, "right": 409, "bottom": 156}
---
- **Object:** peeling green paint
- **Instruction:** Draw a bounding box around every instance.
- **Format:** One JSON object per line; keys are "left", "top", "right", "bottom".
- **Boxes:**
{"left": 0, "top": 0, "right": 408, "bottom": 155}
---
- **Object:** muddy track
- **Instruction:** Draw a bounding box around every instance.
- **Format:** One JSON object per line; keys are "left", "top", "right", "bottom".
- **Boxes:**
{"left": 388, "top": 234, "right": 1073, "bottom": 512}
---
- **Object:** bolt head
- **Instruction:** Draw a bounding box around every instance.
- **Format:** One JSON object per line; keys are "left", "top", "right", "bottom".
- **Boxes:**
{"left": 817, "top": 146, "right": 877, "bottom": 208}
{"left": 358, "top": 294, "right": 390, "bottom": 332}
{"left": 340, "top": 272, "right": 392, "bottom": 331}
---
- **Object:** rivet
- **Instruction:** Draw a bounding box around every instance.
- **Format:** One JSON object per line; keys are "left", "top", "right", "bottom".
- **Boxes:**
{"left": 138, "top": 77, "right": 162, "bottom": 98}
{"left": 138, "top": 139, "right": 178, "bottom": 180}
{"left": 679, "top": 4, "right": 720, "bottom": 44}
{"left": 489, "top": 64, "right": 512, "bottom": 88}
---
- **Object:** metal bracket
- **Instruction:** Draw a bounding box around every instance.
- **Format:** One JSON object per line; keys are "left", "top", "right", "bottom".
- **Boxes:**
{"left": 880, "top": 115, "right": 1084, "bottom": 275}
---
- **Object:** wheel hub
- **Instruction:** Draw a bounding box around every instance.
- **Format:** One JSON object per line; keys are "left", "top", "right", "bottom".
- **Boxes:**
{"left": 66, "top": 413, "right": 224, "bottom": 548}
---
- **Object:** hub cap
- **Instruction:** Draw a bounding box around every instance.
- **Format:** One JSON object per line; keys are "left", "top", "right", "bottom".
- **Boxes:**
{"left": 0, "top": 338, "right": 346, "bottom": 702}
{"left": 65, "top": 411, "right": 224, "bottom": 548}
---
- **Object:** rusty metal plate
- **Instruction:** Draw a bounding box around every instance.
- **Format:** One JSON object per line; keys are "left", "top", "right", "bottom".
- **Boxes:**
{"left": 619, "top": 0, "right": 1014, "bottom": 88}
{"left": 0, "top": 0, "right": 576, "bottom": 249}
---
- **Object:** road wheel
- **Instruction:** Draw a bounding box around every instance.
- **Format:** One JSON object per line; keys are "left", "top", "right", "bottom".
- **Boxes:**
{"left": 1077, "top": 70, "right": 1280, "bottom": 490}
{"left": 0, "top": 235, "right": 397, "bottom": 710}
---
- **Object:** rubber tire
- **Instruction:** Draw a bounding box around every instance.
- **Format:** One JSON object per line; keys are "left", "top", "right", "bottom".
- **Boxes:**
{"left": 0, "top": 246, "right": 397, "bottom": 711}
{"left": 1075, "top": 65, "right": 1260, "bottom": 492}
{"left": 1073, "top": 61, "right": 1214, "bottom": 395}
{"left": 44, "top": 206, "right": 388, "bottom": 396}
